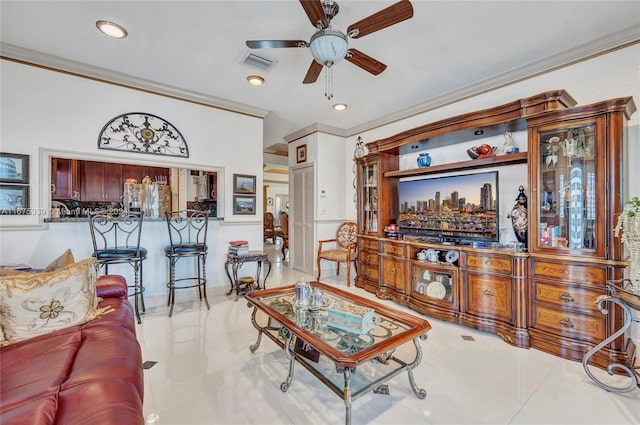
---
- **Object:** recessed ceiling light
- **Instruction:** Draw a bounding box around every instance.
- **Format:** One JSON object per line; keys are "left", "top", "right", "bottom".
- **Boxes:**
{"left": 333, "top": 103, "right": 348, "bottom": 111}
{"left": 247, "top": 75, "right": 265, "bottom": 86}
{"left": 96, "top": 20, "right": 128, "bottom": 39}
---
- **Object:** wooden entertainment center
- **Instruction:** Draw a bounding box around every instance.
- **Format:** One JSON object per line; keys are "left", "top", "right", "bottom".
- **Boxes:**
{"left": 355, "top": 90, "right": 637, "bottom": 370}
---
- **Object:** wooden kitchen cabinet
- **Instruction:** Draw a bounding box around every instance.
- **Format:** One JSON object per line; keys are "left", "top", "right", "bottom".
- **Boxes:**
{"left": 51, "top": 157, "right": 80, "bottom": 200}
{"left": 122, "top": 164, "right": 170, "bottom": 184}
{"left": 80, "top": 161, "right": 124, "bottom": 202}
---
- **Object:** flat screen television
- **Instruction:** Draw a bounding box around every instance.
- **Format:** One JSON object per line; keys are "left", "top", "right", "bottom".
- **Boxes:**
{"left": 398, "top": 170, "right": 499, "bottom": 244}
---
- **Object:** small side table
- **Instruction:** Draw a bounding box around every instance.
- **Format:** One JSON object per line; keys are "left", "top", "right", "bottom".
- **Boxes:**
{"left": 583, "top": 279, "right": 640, "bottom": 393}
{"left": 225, "top": 251, "right": 272, "bottom": 298}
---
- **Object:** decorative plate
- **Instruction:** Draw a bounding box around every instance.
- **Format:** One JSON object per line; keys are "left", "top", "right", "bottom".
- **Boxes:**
{"left": 426, "top": 281, "right": 447, "bottom": 299}
{"left": 445, "top": 250, "right": 459, "bottom": 264}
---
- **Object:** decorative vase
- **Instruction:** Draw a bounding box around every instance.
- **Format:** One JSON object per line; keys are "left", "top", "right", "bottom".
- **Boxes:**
{"left": 417, "top": 153, "right": 431, "bottom": 167}
{"left": 508, "top": 185, "right": 528, "bottom": 247}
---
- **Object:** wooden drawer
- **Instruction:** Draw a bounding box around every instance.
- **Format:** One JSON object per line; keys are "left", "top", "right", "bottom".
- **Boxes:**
{"left": 382, "top": 242, "right": 405, "bottom": 257}
{"left": 530, "top": 304, "right": 606, "bottom": 342}
{"left": 466, "top": 273, "right": 513, "bottom": 322}
{"left": 531, "top": 260, "right": 605, "bottom": 283}
{"left": 532, "top": 280, "right": 603, "bottom": 313}
{"left": 359, "top": 251, "right": 379, "bottom": 267}
{"left": 359, "top": 238, "right": 379, "bottom": 252}
{"left": 466, "top": 253, "right": 511, "bottom": 274}
{"left": 359, "top": 263, "right": 379, "bottom": 281}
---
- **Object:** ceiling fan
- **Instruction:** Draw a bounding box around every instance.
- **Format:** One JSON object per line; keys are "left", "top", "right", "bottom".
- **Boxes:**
{"left": 246, "top": 0, "right": 414, "bottom": 99}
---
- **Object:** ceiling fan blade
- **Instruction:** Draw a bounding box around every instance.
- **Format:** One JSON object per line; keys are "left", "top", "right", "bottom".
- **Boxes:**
{"left": 347, "top": 0, "right": 414, "bottom": 39}
{"left": 303, "top": 60, "right": 323, "bottom": 84}
{"left": 246, "top": 40, "right": 308, "bottom": 49}
{"left": 345, "top": 49, "right": 387, "bottom": 75}
{"left": 299, "top": 0, "right": 328, "bottom": 29}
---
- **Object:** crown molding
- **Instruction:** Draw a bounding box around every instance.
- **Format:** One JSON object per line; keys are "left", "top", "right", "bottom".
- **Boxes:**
{"left": 3, "top": 22, "right": 638, "bottom": 144}
{"left": 343, "top": 24, "right": 640, "bottom": 138}
{"left": 283, "top": 123, "right": 347, "bottom": 143}
{"left": 0, "top": 42, "right": 270, "bottom": 119}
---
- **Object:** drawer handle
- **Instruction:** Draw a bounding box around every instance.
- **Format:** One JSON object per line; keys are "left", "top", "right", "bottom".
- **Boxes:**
{"left": 484, "top": 260, "right": 490, "bottom": 266}
{"left": 559, "top": 292, "right": 575, "bottom": 303}
{"left": 365, "top": 255, "right": 371, "bottom": 262}
{"left": 391, "top": 268, "right": 396, "bottom": 275}
{"left": 559, "top": 318, "right": 574, "bottom": 329}
{"left": 483, "top": 289, "right": 495, "bottom": 297}
{"left": 564, "top": 270, "right": 570, "bottom": 275}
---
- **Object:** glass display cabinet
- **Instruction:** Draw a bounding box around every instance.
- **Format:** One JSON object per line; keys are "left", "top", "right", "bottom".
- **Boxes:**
{"left": 529, "top": 117, "right": 605, "bottom": 257}
{"left": 411, "top": 264, "right": 456, "bottom": 304}
{"left": 356, "top": 152, "right": 398, "bottom": 237}
{"left": 362, "top": 162, "right": 379, "bottom": 233}
{"left": 526, "top": 97, "right": 636, "bottom": 369}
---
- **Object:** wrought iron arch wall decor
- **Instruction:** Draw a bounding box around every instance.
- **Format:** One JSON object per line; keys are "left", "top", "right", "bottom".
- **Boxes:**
{"left": 98, "top": 112, "right": 189, "bottom": 158}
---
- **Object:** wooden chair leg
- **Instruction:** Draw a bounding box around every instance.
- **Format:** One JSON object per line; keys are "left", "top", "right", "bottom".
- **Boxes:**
{"left": 346, "top": 261, "right": 351, "bottom": 287}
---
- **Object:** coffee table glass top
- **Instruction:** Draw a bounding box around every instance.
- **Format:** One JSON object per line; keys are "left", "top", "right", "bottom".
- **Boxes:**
{"left": 246, "top": 281, "right": 431, "bottom": 366}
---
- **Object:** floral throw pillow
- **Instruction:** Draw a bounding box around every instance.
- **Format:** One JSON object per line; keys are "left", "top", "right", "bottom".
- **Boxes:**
{"left": 0, "top": 258, "right": 104, "bottom": 345}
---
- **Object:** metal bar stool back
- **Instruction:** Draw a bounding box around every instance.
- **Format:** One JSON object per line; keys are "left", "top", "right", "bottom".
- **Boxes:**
{"left": 88, "top": 210, "right": 147, "bottom": 323}
{"left": 164, "top": 209, "right": 211, "bottom": 317}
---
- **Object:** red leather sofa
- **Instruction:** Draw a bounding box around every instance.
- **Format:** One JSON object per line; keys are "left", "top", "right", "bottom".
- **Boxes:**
{"left": 0, "top": 275, "right": 144, "bottom": 425}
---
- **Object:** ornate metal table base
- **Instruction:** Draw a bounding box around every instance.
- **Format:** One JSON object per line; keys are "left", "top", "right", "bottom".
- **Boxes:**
{"left": 224, "top": 251, "right": 272, "bottom": 299}
{"left": 249, "top": 308, "right": 428, "bottom": 425}
{"left": 582, "top": 279, "right": 640, "bottom": 393}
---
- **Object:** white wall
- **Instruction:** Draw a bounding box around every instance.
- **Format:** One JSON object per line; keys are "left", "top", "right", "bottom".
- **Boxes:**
{"left": 0, "top": 60, "right": 265, "bottom": 298}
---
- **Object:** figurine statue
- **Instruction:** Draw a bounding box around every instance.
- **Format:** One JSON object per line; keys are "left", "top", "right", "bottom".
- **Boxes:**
{"left": 501, "top": 132, "right": 518, "bottom": 154}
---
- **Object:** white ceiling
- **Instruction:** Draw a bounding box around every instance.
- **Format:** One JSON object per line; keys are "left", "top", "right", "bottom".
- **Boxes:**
{"left": 2, "top": 1, "right": 639, "bottom": 157}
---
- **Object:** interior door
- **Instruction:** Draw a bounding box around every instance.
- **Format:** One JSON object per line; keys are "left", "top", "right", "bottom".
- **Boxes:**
{"left": 291, "top": 163, "right": 314, "bottom": 274}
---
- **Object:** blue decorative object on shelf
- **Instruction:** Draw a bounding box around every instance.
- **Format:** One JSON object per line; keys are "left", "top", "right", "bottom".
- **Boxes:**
{"left": 417, "top": 152, "right": 432, "bottom": 167}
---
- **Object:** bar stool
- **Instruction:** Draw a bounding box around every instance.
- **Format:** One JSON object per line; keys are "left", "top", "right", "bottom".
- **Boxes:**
{"left": 164, "top": 209, "right": 210, "bottom": 317}
{"left": 88, "top": 210, "right": 147, "bottom": 324}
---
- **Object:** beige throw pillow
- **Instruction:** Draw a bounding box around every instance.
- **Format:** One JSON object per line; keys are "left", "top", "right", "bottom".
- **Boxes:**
{"left": 0, "top": 267, "right": 29, "bottom": 276}
{"left": 0, "top": 258, "right": 104, "bottom": 345}
{"left": 43, "top": 249, "right": 75, "bottom": 272}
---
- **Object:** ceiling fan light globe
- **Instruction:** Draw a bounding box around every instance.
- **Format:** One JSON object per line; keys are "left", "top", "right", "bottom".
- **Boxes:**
{"left": 309, "top": 30, "right": 348, "bottom": 66}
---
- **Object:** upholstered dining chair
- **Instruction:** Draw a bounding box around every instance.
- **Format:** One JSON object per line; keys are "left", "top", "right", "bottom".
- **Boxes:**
{"left": 88, "top": 210, "right": 147, "bottom": 324}
{"left": 264, "top": 212, "right": 276, "bottom": 243}
{"left": 316, "top": 221, "right": 358, "bottom": 286}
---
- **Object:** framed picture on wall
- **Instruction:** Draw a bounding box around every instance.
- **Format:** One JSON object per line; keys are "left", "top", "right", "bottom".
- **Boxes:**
{"left": 296, "top": 144, "right": 307, "bottom": 163}
{"left": 233, "top": 195, "right": 256, "bottom": 215}
{"left": 0, "top": 184, "right": 29, "bottom": 214}
{"left": 0, "top": 152, "right": 29, "bottom": 184}
{"left": 233, "top": 174, "right": 256, "bottom": 194}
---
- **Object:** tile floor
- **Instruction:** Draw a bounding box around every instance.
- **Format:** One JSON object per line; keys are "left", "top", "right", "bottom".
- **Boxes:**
{"left": 137, "top": 244, "right": 640, "bottom": 425}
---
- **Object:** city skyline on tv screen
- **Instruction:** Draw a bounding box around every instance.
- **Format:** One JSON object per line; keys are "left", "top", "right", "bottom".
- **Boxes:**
{"left": 398, "top": 171, "right": 498, "bottom": 241}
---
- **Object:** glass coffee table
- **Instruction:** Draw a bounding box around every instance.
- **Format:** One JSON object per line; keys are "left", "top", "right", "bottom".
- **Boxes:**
{"left": 245, "top": 281, "right": 431, "bottom": 425}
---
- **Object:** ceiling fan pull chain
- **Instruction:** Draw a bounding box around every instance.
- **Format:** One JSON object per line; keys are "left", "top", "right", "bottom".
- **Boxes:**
{"left": 325, "top": 66, "right": 334, "bottom": 100}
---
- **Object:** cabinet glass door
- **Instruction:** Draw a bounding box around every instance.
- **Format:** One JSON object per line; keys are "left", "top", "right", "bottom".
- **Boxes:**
{"left": 533, "top": 119, "right": 604, "bottom": 256}
{"left": 363, "top": 163, "right": 378, "bottom": 233}
{"left": 411, "top": 264, "right": 455, "bottom": 305}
